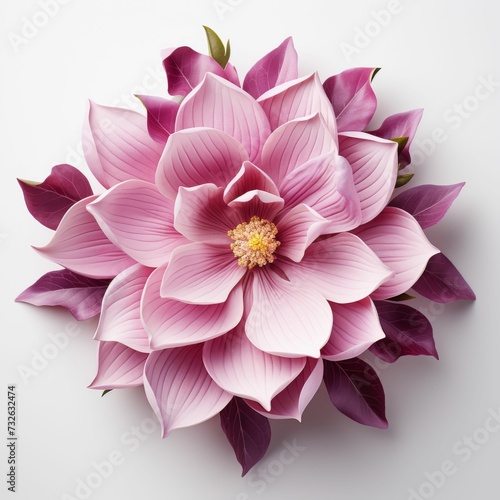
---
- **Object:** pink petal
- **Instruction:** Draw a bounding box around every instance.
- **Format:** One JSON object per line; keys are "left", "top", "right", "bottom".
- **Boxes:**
{"left": 89, "top": 342, "right": 148, "bottom": 389}
{"left": 245, "top": 358, "right": 323, "bottom": 421}
{"left": 261, "top": 113, "right": 337, "bottom": 188}
{"left": 203, "top": 325, "right": 306, "bottom": 411}
{"left": 87, "top": 180, "right": 187, "bottom": 268}
{"left": 246, "top": 267, "right": 333, "bottom": 358}
{"left": 258, "top": 73, "right": 337, "bottom": 136}
{"left": 174, "top": 184, "right": 241, "bottom": 244}
{"left": 339, "top": 132, "right": 399, "bottom": 224}
{"left": 144, "top": 344, "right": 232, "bottom": 437}
{"left": 280, "top": 233, "right": 393, "bottom": 304}
{"left": 175, "top": 73, "right": 271, "bottom": 163}
{"left": 228, "top": 190, "right": 285, "bottom": 223}
{"left": 321, "top": 298, "right": 385, "bottom": 361}
{"left": 94, "top": 264, "right": 152, "bottom": 353}
{"left": 34, "top": 196, "right": 135, "bottom": 279}
{"left": 242, "top": 37, "right": 298, "bottom": 99}
{"left": 156, "top": 128, "right": 249, "bottom": 200}
{"left": 353, "top": 207, "right": 440, "bottom": 300}
{"left": 136, "top": 94, "right": 179, "bottom": 144}
{"left": 279, "top": 152, "right": 362, "bottom": 232}
{"left": 85, "top": 102, "right": 164, "bottom": 188}
{"left": 142, "top": 266, "right": 244, "bottom": 349}
{"left": 160, "top": 243, "right": 246, "bottom": 304}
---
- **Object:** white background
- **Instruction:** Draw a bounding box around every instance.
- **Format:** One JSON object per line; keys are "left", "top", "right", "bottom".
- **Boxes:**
{"left": 1, "top": 1, "right": 499, "bottom": 499}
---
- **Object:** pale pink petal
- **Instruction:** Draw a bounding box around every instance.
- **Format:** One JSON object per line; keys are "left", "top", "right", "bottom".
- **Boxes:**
{"left": 258, "top": 73, "right": 337, "bottom": 137}
{"left": 246, "top": 267, "right": 333, "bottom": 358}
{"left": 88, "top": 180, "right": 187, "bottom": 268}
{"left": 85, "top": 102, "right": 164, "bottom": 188}
{"left": 89, "top": 342, "right": 147, "bottom": 389}
{"left": 203, "top": 326, "right": 306, "bottom": 411}
{"left": 142, "top": 266, "right": 244, "bottom": 349}
{"left": 156, "top": 128, "right": 248, "bottom": 200}
{"left": 261, "top": 113, "right": 337, "bottom": 187}
{"left": 245, "top": 358, "right": 323, "bottom": 421}
{"left": 321, "top": 298, "right": 385, "bottom": 361}
{"left": 279, "top": 152, "right": 362, "bottom": 232}
{"left": 34, "top": 196, "right": 135, "bottom": 279}
{"left": 228, "top": 190, "right": 285, "bottom": 222}
{"left": 160, "top": 243, "right": 246, "bottom": 304}
{"left": 339, "top": 132, "right": 398, "bottom": 224}
{"left": 175, "top": 74, "right": 271, "bottom": 163}
{"left": 94, "top": 264, "right": 152, "bottom": 353}
{"left": 280, "top": 233, "right": 393, "bottom": 304}
{"left": 353, "top": 207, "right": 440, "bottom": 300}
{"left": 144, "top": 345, "right": 232, "bottom": 437}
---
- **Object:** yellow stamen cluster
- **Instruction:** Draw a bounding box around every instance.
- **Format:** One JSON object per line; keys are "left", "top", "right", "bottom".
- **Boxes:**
{"left": 228, "top": 216, "right": 281, "bottom": 269}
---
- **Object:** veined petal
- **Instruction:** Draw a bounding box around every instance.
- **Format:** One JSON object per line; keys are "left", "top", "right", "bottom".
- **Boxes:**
{"left": 339, "top": 132, "right": 398, "bottom": 224}
{"left": 88, "top": 180, "right": 187, "bottom": 268}
{"left": 142, "top": 265, "right": 244, "bottom": 349}
{"left": 136, "top": 94, "right": 179, "bottom": 144}
{"left": 228, "top": 190, "right": 284, "bottom": 223}
{"left": 144, "top": 345, "right": 232, "bottom": 437}
{"left": 175, "top": 73, "right": 271, "bottom": 163}
{"left": 203, "top": 326, "right": 306, "bottom": 411}
{"left": 89, "top": 342, "right": 148, "bottom": 389}
{"left": 94, "top": 264, "right": 152, "bottom": 353}
{"left": 246, "top": 267, "right": 332, "bottom": 358}
{"left": 156, "top": 128, "right": 249, "bottom": 200}
{"left": 353, "top": 207, "right": 440, "bottom": 300}
{"left": 321, "top": 298, "right": 385, "bottom": 361}
{"left": 160, "top": 243, "right": 246, "bottom": 304}
{"left": 34, "top": 196, "right": 135, "bottom": 279}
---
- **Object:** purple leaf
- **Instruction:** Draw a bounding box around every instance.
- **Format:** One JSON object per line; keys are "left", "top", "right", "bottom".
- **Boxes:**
{"left": 220, "top": 397, "right": 271, "bottom": 476}
{"left": 18, "top": 164, "right": 93, "bottom": 230}
{"left": 323, "top": 358, "right": 388, "bottom": 429}
{"left": 389, "top": 183, "right": 465, "bottom": 228}
{"left": 412, "top": 252, "right": 476, "bottom": 303}
{"left": 16, "top": 269, "right": 111, "bottom": 320}
{"left": 243, "top": 37, "right": 298, "bottom": 99}
{"left": 136, "top": 95, "right": 180, "bottom": 144}
{"left": 323, "top": 67, "right": 378, "bottom": 132}
{"left": 368, "top": 109, "right": 423, "bottom": 167}
{"left": 369, "top": 301, "right": 438, "bottom": 363}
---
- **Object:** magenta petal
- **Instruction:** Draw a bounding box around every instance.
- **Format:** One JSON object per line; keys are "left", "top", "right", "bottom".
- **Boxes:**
{"left": 321, "top": 298, "right": 385, "bottom": 361}
{"left": 94, "top": 264, "right": 152, "bottom": 353}
{"left": 261, "top": 114, "right": 337, "bottom": 188}
{"left": 18, "top": 164, "right": 93, "bottom": 230}
{"left": 85, "top": 102, "right": 164, "bottom": 188}
{"left": 354, "top": 207, "right": 440, "bottom": 300}
{"left": 142, "top": 266, "right": 244, "bottom": 349}
{"left": 136, "top": 94, "right": 179, "bottom": 144}
{"left": 156, "top": 128, "right": 249, "bottom": 200}
{"left": 258, "top": 73, "right": 337, "bottom": 136}
{"left": 339, "top": 132, "right": 399, "bottom": 224}
{"left": 34, "top": 196, "right": 135, "bottom": 279}
{"left": 89, "top": 342, "right": 148, "bottom": 390}
{"left": 246, "top": 268, "right": 333, "bottom": 358}
{"left": 88, "top": 180, "right": 186, "bottom": 268}
{"left": 144, "top": 344, "right": 232, "bottom": 437}
{"left": 243, "top": 37, "right": 298, "bottom": 99}
{"left": 323, "top": 67, "right": 378, "bottom": 132}
{"left": 203, "top": 326, "right": 306, "bottom": 410}
{"left": 175, "top": 74, "right": 271, "bottom": 162}
{"left": 160, "top": 243, "right": 245, "bottom": 304}
{"left": 16, "top": 269, "right": 110, "bottom": 321}
{"left": 389, "top": 183, "right": 465, "bottom": 229}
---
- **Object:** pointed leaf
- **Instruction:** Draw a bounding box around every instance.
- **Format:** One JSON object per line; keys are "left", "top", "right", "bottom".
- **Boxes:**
{"left": 203, "top": 26, "right": 230, "bottom": 68}
{"left": 412, "top": 252, "right": 476, "bottom": 303}
{"left": 395, "top": 173, "right": 414, "bottom": 188}
{"left": 136, "top": 95, "right": 180, "bottom": 144}
{"left": 323, "top": 358, "right": 388, "bottom": 429}
{"left": 16, "top": 269, "right": 110, "bottom": 320}
{"left": 369, "top": 301, "right": 438, "bottom": 362}
{"left": 18, "top": 164, "right": 93, "bottom": 230}
{"left": 220, "top": 397, "right": 271, "bottom": 476}
{"left": 386, "top": 293, "right": 415, "bottom": 302}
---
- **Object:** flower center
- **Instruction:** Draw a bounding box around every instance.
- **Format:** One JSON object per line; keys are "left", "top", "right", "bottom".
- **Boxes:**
{"left": 228, "top": 216, "right": 281, "bottom": 269}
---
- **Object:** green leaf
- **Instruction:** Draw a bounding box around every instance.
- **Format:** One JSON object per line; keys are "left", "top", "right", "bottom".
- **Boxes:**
{"left": 386, "top": 293, "right": 416, "bottom": 302}
{"left": 395, "top": 173, "right": 414, "bottom": 188}
{"left": 203, "top": 26, "right": 231, "bottom": 68}
{"left": 370, "top": 67, "right": 381, "bottom": 81}
{"left": 390, "top": 136, "right": 409, "bottom": 153}
{"left": 101, "top": 389, "right": 113, "bottom": 397}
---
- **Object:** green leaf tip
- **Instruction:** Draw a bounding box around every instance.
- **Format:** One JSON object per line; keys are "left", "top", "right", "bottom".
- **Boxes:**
{"left": 395, "top": 173, "right": 414, "bottom": 188}
{"left": 203, "top": 25, "right": 231, "bottom": 69}
{"left": 101, "top": 389, "right": 113, "bottom": 397}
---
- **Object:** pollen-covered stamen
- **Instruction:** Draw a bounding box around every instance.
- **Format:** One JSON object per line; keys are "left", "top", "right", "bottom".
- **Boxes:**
{"left": 228, "top": 216, "right": 281, "bottom": 269}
